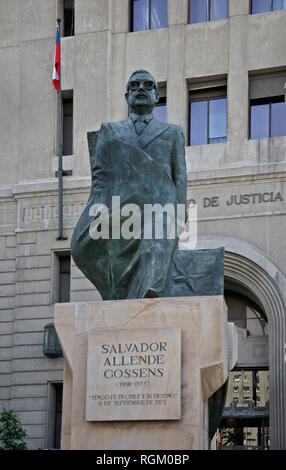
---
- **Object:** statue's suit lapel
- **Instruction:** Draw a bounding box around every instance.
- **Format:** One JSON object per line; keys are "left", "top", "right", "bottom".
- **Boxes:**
{"left": 108, "top": 118, "right": 137, "bottom": 145}
{"left": 137, "top": 117, "right": 170, "bottom": 149}
{"left": 109, "top": 117, "right": 170, "bottom": 149}
{"left": 126, "top": 117, "right": 138, "bottom": 142}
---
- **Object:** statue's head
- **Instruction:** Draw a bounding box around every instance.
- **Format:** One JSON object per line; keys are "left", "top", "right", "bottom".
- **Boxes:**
{"left": 125, "top": 69, "right": 160, "bottom": 115}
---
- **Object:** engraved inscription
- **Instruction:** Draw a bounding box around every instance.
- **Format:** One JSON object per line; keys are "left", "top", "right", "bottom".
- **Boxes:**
{"left": 101, "top": 341, "right": 167, "bottom": 379}
{"left": 194, "top": 191, "right": 284, "bottom": 209}
{"left": 18, "top": 199, "right": 87, "bottom": 231}
{"left": 22, "top": 202, "right": 85, "bottom": 223}
{"left": 85, "top": 328, "right": 181, "bottom": 421}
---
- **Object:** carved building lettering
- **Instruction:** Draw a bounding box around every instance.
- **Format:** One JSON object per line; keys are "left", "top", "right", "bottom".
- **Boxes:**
{"left": 190, "top": 191, "right": 284, "bottom": 209}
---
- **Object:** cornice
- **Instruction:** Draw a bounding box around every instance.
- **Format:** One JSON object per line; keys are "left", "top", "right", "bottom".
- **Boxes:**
{"left": 0, "top": 161, "right": 286, "bottom": 199}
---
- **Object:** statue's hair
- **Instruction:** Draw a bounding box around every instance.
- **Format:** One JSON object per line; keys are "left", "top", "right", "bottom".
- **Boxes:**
{"left": 126, "top": 69, "right": 158, "bottom": 91}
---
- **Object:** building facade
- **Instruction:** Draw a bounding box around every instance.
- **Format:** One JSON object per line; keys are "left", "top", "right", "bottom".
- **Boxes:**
{"left": 0, "top": 0, "right": 285, "bottom": 449}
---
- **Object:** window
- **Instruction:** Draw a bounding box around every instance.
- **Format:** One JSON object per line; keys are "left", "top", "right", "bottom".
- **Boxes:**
{"left": 62, "top": 92, "right": 73, "bottom": 156}
{"left": 153, "top": 95, "right": 166, "bottom": 122}
{"left": 63, "top": 0, "right": 74, "bottom": 37}
{"left": 132, "top": 0, "right": 167, "bottom": 32}
{"left": 52, "top": 252, "right": 71, "bottom": 303}
{"left": 252, "top": 0, "right": 286, "bottom": 14}
{"left": 250, "top": 98, "right": 286, "bottom": 139}
{"left": 189, "top": 84, "right": 227, "bottom": 145}
{"left": 153, "top": 85, "right": 166, "bottom": 122}
{"left": 249, "top": 72, "right": 286, "bottom": 139}
{"left": 46, "top": 382, "right": 63, "bottom": 449}
{"left": 58, "top": 254, "right": 71, "bottom": 303}
{"left": 189, "top": 0, "right": 228, "bottom": 24}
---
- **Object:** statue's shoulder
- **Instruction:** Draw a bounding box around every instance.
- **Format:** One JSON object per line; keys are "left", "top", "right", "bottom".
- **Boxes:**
{"left": 102, "top": 118, "right": 129, "bottom": 127}
{"left": 108, "top": 119, "right": 130, "bottom": 131}
{"left": 97, "top": 119, "right": 130, "bottom": 136}
{"left": 169, "top": 122, "right": 184, "bottom": 134}
{"left": 87, "top": 120, "right": 130, "bottom": 150}
{"left": 162, "top": 122, "right": 185, "bottom": 141}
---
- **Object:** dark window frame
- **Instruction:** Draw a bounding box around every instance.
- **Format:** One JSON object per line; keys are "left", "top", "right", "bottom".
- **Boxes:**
{"left": 62, "top": 91, "right": 73, "bottom": 156}
{"left": 189, "top": 87, "right": 227, "bottom": 146}
{"left": 52, "top": 251, "right": 71, "bottom": 304}
{"left": 189, "top": 0, "right": 229, "bottom": 24}
{"left": 249, "top": 95, "right": 286, "bottom": 139}
{"left": 63, "top": 0, "right": 74, "bottom": 37}
{"left": 54, "top": 382, "right": 63, "bottom": 449}
{"left": 156, "top": 95, "right": 166, "bottom": 107}
{"left": 58, "top": 253, "right": 71, "bottom": 303}
{"left": 46, "top": 382, "right": 63, "bottom": 449}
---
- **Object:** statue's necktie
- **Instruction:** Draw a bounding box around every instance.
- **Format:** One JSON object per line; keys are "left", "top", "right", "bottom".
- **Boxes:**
{"left": 134, "top": 119, "right": 148, "bottom": 135}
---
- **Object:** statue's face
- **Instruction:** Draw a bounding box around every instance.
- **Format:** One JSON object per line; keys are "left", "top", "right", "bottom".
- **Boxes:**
{"left": 125, "top": 71, "right": 159, "bottom": 114}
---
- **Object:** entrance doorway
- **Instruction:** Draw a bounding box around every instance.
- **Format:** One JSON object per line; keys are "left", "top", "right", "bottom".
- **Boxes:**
{"left": 217, "top": 288, "right": 270, "bottom": 449}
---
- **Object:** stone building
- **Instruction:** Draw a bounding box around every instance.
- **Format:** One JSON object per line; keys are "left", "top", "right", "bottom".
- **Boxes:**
{"left": 0, "top": 0, "right": 285, "bottom": 450}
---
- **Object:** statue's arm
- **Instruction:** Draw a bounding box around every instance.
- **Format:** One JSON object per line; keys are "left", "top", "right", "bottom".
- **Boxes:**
{"left": 171, "top": 125, "right": 187, "bottom": 207}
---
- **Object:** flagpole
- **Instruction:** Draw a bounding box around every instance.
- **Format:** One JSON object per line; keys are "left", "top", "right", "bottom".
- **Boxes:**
{"left": 56, "top": 18, "right": 66, "bottom": 240}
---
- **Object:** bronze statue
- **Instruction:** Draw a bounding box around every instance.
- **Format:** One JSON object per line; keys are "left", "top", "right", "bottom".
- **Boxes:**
{"left": 71, "top": 70, "right": 224, "bottom": 301}
{"left": 71, "top": 70, "right": 187, "bottom": 300}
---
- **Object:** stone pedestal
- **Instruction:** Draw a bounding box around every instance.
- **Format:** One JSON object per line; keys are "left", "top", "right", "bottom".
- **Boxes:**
{"left": 54, "top": 296, "right": 231, "bottom": 450}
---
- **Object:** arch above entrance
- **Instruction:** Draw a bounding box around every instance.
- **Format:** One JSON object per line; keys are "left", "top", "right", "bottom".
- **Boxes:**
{"left": 196, "top": 236, "right": 286, "bottom": 450}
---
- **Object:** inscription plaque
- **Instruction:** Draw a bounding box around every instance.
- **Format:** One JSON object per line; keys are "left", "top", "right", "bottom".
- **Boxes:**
{"left": 86, "top": 327, "right": 181, "bottom": 421}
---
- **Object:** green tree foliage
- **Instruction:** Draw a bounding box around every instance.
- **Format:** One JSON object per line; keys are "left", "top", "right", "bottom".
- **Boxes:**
{"left": 0, "top": 408, "right": 28, "bottom": 450}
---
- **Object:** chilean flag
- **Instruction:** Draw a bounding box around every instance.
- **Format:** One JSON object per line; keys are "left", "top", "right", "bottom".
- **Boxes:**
{"left": 52, "top": 25, "right": 60, "bottom": 91}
